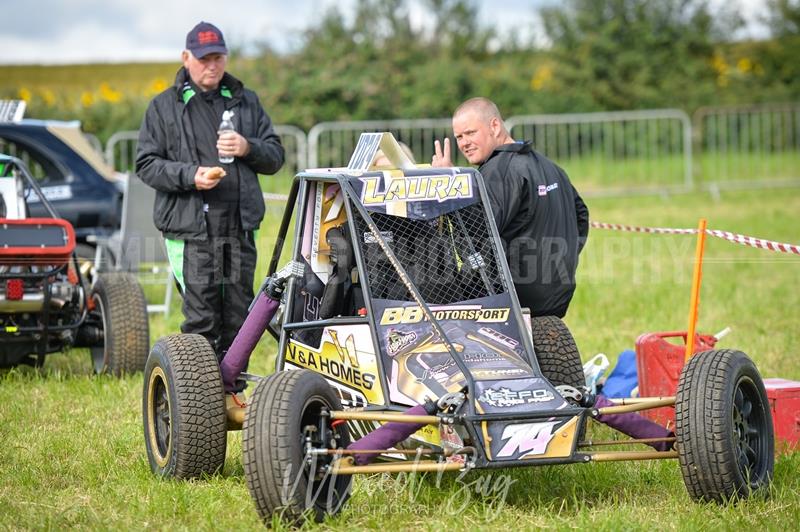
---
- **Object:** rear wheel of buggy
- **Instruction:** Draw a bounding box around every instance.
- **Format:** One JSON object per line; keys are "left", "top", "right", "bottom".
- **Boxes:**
{"left": 89, "top": 272, "right": 149, "bottom": 375}
{"left": 675, "top": 349, "right": 774, "bottom": 502}
{"left": 530, "top": 316, "right": 585, "bottom": 389}
{"left": 243, "top": 370, "right": 352, "bottom": 525}
{"left": 142, "top": 334, "right": 227, "bottom": 479}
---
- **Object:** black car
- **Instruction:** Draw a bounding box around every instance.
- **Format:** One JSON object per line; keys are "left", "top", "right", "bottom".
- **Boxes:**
{"left": 0, "top": 120, "right": 124, "bottom": 253}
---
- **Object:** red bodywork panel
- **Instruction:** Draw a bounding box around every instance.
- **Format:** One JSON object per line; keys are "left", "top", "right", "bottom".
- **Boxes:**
{"left": 0, "top": 218, "right": 76, "bottom": 265}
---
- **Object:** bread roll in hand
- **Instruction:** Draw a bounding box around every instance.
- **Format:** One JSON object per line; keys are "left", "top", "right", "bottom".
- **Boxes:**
{"left": 205, "top": 167, "right": 227, "bottom": 180}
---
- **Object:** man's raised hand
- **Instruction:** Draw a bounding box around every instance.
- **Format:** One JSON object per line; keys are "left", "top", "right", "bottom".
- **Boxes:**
{"left": 432, "top": 138, "right": 453, "bottom": 167}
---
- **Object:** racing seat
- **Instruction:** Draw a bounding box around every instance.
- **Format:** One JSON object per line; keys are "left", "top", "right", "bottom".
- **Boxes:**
{"left": 319, "top": 224, "right": 362, "bottom": 319}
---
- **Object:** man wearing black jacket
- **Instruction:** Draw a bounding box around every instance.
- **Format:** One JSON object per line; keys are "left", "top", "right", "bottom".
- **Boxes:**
{"left": 433, "top": 97, "right": 589, "bottom": 317}
{"left": 136, "top": 21, "right": 284, "bottom": 376}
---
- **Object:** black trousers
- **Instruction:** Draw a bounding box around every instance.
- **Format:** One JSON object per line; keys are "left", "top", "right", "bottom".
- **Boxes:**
{"left": 181, "top": 230, "right": 257, "bottom": 363}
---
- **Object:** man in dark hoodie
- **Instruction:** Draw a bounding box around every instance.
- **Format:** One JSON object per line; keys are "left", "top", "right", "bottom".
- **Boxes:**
{"left": 433, "top": 97, "right": 589, "bottom": 318}
{"left": 136, "top": 22, "right": 284, "bottom": 388}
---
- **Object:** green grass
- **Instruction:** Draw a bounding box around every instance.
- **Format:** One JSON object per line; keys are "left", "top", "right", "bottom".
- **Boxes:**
{"left": 561, "top": 153, "right": 689, "bottom": 191}
{"left": 557, "top": 150, "right": 800, "bottom": 193}
{"left": 1, "top": 186, "right": 799, "bottom": 529}
{"left": 696, "top": 150, "right": 800, "bottom": 183}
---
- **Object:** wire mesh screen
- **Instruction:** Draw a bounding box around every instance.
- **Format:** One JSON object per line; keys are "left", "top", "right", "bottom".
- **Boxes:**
{"left": 353, "top": 203, "right": 509, "bottom": 304}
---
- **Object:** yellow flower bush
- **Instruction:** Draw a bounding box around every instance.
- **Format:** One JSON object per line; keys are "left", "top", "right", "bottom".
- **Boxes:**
{"left": 81, "top": 91, "right": 95, "bottom": 107}
{"left": 530, "top": 63, "right": 553, "bottom": 91}
{"left": 99, "top": 82, "right": 123, "bottom": 103}
{"left": 147, "top": 78, "right": 168, "bottom": 96}
{"left": 41, "top": 89, "right": 56, "bottom": 107}
{"left": 737, "top": 57, "right": 753, "bottom": 73}
{"left": 711, "top": 52, "right": 729, "bottom": 87}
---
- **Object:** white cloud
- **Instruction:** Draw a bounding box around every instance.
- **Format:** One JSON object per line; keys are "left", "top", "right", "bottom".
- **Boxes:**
{"left": 1, "top": 0, "right": 770, "bottom": 65}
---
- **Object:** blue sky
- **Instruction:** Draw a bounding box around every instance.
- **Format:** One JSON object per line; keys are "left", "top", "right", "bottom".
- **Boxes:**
{"left": 2, "top": 0, "right": 768, "bottom": 65}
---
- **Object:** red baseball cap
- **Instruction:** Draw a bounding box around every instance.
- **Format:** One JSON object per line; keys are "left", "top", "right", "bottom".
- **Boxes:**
{"left": 185, "top": 21, "right": 228, "bottom": 58}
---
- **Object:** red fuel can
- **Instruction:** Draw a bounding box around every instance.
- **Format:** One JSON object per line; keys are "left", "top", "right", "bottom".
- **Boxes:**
{"left": 764, "top": 378, "right": 800, "bottom": 453}
{"left": 634, "top": 331, "right": 718, "bottom": 428}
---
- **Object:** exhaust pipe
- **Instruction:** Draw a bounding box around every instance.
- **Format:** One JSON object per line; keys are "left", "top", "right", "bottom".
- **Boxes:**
{"left": 0, "top": 293, "right": 45, "bottom": 312}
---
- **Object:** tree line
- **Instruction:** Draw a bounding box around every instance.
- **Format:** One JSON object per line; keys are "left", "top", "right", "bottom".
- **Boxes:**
{"left": 10, "top": 0, "right": 800, "bottom": 141}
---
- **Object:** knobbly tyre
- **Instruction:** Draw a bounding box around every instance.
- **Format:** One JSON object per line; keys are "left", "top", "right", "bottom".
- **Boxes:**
{"left": 142, "top": 134, "right": 774, "bottom": 526}
{"left": 0, "top": 155, "right": 149, "bottom": 372}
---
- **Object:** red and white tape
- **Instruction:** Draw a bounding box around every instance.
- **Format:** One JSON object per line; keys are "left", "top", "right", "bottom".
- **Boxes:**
{"left": 590, "top": 221, "right": 800, "bottom": 255}
{"left": 262, "top": 192, "right": 798, "bottom": 255}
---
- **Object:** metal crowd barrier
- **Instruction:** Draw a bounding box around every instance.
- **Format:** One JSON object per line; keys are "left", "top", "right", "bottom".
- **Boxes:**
{"left": 102, "top": 103, "right": 799, "bottom": 196}
{"left": 105, "top": 125, "right": 308, "bottom": 176}
{"left": 693, "top": 102, "right": 800, "bottom": 188}
{"left": 506, "top": 109, "right": 693, "bottom": 196}
{"left": 307, "top": 118, "right": 462, "bottom": 168}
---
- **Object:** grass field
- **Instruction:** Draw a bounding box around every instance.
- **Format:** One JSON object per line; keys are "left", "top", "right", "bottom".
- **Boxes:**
{"left": 1, "top": 185, "right": 799, "bottom": 529}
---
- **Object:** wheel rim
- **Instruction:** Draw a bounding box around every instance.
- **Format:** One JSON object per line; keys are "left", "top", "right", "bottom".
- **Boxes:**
{"left": 146, "top": 366, "right": 172, "bottom": 468}
{"left": 298, "top": 395, "right": 350, "bottom": 511}
{"left": 89, "top": 293, "right": 108, "bottom": 373}
{"left": 732, "top": 376, "right": 769, "bottom": 485}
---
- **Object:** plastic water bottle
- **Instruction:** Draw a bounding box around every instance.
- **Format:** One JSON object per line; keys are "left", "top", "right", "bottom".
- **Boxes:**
{"left": 583, "top": 353, "right": 610, "bottom": 394}
{"left": 218, "top": 110, "right": 235, "bottom": 163}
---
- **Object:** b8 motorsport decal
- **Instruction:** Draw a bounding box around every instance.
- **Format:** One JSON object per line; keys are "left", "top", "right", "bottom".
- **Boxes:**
{"left": 380, "top": 305, "right": 510, "bottom": 325}
{"left": 286, "top": 325, "right": 384, "bottom": 405}
{"left": 374, "top": 295, "right": 535, "bottom": 406}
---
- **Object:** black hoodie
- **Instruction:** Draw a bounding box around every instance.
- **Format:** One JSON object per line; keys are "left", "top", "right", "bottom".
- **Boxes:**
{"left": 479, "top": 141, "right": 589, "bottom": 316}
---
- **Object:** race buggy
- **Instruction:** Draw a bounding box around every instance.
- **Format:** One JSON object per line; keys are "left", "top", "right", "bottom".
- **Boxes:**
{"left": 143, "top": 134, "right": 774, "bottom": 524}
{"left": 0, "top": 155, "right": 149, "bottom": 372}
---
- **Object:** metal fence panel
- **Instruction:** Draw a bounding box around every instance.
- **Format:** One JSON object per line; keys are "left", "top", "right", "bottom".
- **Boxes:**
{"left": 273, "top": 124, "right": 307, "bottom": 175}
{"left": 103, "top": 103, "right": 800, "bottom": 198}
{"left": 506, "top": 109, "right": 693, "bottom": 196}
{"left": 693, "top": 103, "right": 800, "bottom": 186}
{"left": 105, "top": 125, "right": 307, "bottom": 175}
{"left": 105, "top": 130, "right": 139, "bottom": 173}
{"left": 307, "top": 118, "right": 465, "bottom": 169}
{"left": 84, "top": 133, "right": 103, "bottom": 154}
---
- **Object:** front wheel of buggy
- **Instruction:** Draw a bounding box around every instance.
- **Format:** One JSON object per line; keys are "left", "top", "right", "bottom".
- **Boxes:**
{"left": 675, "top": 349, "right": 774, "bottom": 502}
{"left": 243, "top": 370, "right": 352, "bottom": 525}
{"left": 90, "top": 272, "right": 149, "bottom": 375}
{"left": 142, "top": 334, "right": 227, "bottom": 479}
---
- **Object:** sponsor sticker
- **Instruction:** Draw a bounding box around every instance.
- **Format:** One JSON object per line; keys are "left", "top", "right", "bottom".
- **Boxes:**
{"left": 286, "top": 331, "right": 383, "bottom": 404}
{"left": 497, "top": 421, "right": 559, "bottom": 457}
{"left": 363, "top": 230, "right": 394, "bottom": 244}
{"left": 386, "top": 329, "right": 417, "bottom": 355}
{"left": 537, "top": 182, "right": 558, "bottom": 197}
{"left": 380, "top": 305, "right": 510, "bottom": 325}
{"left": 478, "top": 386, "right": 555, "bottom": 408}
{"left": 360, "top": 173, "right": 473, "bottom": 205}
